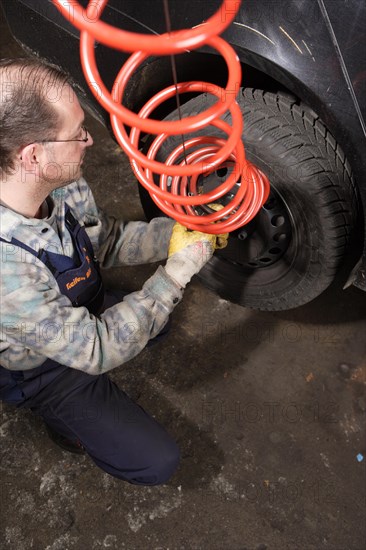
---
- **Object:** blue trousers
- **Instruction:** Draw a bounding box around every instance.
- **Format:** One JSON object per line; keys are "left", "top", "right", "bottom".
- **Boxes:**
{"left": 0, "top": 291, "right": 179, "bottom": 485}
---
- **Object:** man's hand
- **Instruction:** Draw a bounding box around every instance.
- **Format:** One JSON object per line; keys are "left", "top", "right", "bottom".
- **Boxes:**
{"left": 168, "top": 223, "right": 228, "bottom": 256}
{"left": 165, "top": 222, "right": 229, "bottom": 289}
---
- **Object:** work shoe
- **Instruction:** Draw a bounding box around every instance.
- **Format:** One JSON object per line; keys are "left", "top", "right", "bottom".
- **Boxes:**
{"left": 45, "top": 424, "right": 85, "bottom": 455}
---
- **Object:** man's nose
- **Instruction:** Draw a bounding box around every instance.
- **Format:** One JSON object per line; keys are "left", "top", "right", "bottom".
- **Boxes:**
{"left": 86, "top": 130, "right": 94, "bottom": 147}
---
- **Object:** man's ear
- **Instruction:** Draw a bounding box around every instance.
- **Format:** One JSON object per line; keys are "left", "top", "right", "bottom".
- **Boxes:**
{"left": 19, "top": 143, "right": 43, "bottom": 167}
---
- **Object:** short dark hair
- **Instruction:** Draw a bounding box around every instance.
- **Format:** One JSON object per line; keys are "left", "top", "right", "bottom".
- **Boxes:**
{"left": 0, "top": 58, "right": 70, "bottom": 175}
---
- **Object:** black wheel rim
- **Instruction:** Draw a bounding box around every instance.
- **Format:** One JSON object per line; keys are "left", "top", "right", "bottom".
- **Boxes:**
{"left": 215, "top": 185, "right": 293, "bottom": 270}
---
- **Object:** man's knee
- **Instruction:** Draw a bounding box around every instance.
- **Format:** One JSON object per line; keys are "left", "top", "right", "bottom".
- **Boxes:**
{"left": 138, "top": 439, "right": 181, "bottom": 486}
{"left": 94, "top": 437, "right": 181, "bottom": 486}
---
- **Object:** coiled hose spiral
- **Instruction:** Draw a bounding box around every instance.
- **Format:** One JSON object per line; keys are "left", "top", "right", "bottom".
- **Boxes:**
{"left": 53, "top": 0, "right": 270, "bottom": 234}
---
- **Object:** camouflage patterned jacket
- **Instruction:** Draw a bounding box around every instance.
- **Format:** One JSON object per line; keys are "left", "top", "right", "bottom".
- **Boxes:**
{"left": 0, "top": 178, "right": 181, "bottom": 374}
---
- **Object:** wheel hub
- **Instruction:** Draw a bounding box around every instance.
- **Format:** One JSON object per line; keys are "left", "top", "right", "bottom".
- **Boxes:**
{"left": 199, "top": 167, "right": 292, "bottom": 268}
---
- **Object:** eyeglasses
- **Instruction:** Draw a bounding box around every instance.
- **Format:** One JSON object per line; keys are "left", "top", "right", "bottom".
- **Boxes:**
{"left": 37, "top": 125, "right": 89, "bottom": 144}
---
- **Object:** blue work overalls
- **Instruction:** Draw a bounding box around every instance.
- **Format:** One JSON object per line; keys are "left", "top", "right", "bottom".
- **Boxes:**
{"left": 0, "top": 204, "right": 179, "bottom": 485}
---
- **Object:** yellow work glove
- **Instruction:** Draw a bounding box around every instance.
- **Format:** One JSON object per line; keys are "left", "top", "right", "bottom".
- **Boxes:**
{"left": 216, "top": 233, "right": 229, "bottom": 250}
{"left": 168, "top": 223, "right": 221, "bottom": 256}
{"left": 168, "top": 201, "right": 229, "bottom": 256}
{"left": 208, "top": 202, "right": 229, "bottom": 249}
{"left": 165, "top": 220, "right": 229, "bottom": 289}
{"left": 206, "top": 202, "right": 229, "bottom": 250}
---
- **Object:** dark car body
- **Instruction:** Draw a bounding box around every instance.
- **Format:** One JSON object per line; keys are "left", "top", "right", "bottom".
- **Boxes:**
{"left": 2, "top": 0, "right": 366, "bottom": 291}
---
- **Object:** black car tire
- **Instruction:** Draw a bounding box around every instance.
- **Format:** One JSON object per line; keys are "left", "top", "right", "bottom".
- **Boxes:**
{"left": 139, "top": 88, "right": 359, "bottom": 310}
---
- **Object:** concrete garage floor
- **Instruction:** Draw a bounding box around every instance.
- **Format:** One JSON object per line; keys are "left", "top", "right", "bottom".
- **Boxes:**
{"left": 1, "top": 9, "right": 366, "bottom": 550}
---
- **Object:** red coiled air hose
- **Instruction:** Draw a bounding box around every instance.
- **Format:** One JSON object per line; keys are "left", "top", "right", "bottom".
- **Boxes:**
{"left": 53, "top": 0, "right": 270, "bottom": 234}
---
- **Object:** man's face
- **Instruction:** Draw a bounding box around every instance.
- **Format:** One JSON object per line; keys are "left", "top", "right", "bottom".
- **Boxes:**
{"left": 41, "top": 85, "right": 93, "bottom": 188}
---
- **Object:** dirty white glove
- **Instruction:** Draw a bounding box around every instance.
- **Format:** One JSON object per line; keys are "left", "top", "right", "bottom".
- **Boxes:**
{"left": 164, "top": 222, "right": 228, "bottom": 288}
